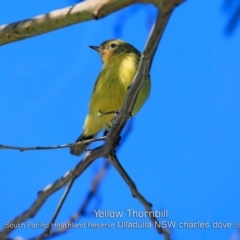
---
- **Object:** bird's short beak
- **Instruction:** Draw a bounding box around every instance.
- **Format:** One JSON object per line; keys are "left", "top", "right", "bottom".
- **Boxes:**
{"left": 89, "top": 45, "right": 101, "bottom": 52}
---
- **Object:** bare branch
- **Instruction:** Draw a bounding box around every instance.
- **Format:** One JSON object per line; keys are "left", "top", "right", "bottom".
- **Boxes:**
{"left": 24, "top": 124, "right": 131, "bottom": 240}
{"left": 104, "top": 6, "right": 176, "bottom": 147}
{"left": 0, "top": 148, "right": 103, "bottom": 238}
{"left": 26, "top": 125, "right": 132, "bottom": 240}
{"left": 0, "top": 0, "right": 183, "bottom": 47}
{"left": 36, "top": 176, "right": 75, "bottom": 240}
{"left": 26, "top": 161, "right": 110, "bottom": 240}
{"left": 108, "top": 153, "right": 170, "bottom": 240}
{"left": 0, "top": 137, "right": 106, "bottom": 152}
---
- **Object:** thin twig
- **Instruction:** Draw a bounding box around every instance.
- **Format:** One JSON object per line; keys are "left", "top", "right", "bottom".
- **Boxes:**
{"left": 29, "top": 161, "right": 110, "bottom": 240}
{"left": 108, "top": 153, "right": 170, "bottom": 240}
{"left": 4, "top": 161, "right": 110, "bottom": 240}
{"left": 0, "top": 137, "right": 106, "bottom": 152}
{"left": 0, "top": 148, "right": 103, "bottom": 239}
{"left": 36, "top": 175, "right": 75, "bottom": 240}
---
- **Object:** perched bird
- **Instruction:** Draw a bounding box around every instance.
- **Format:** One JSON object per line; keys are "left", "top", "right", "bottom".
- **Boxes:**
{"left": 70, "top": 39, "right": 151, "bottom": 156}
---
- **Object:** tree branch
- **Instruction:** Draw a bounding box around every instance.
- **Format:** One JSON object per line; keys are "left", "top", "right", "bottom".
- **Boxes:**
{"left": 36, "top": 175, "right": 76, "bottom": 240}
{"left": 0, "top": 147, "right": 102, "bottom": 238}
{"left": 0, "top": 0, "right": 183, "bottom": 46}
{"left": 103, "top": 6, "right": 175, "bottom": 147}
{"left": 5, "top": 161, "right": 110, "bottom": 240}
{"left": 35, "top": 161, "right": 110, "bottom": 240}
{"left": 0, "top": 137, "right": 106, "bottom": 152}
{"left": 108, "top": 153, "right": 170, "bottom": 240}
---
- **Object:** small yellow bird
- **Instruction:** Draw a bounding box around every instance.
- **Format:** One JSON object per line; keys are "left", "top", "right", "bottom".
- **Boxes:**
{"left": 70, "top": 39, "right": 151, "bottom": 156}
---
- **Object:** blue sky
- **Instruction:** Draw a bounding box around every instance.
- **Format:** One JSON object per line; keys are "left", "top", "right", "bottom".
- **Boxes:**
{"left": 1, "top": 1, "right": 240, "bottom": 240}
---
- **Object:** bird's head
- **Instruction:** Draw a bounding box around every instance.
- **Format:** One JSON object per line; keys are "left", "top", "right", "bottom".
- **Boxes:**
{"left": 89, "top": 39, "right": 140, "bottom": 65}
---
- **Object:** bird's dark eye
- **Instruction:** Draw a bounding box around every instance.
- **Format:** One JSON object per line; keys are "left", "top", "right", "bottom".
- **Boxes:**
{"left": 111, "top": 43, "right": 116, "bottom": 48}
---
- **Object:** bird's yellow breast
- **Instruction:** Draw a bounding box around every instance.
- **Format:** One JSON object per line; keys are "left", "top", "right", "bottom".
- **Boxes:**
{"left": 87, "top": 53, "right": 150, "bottom": 132}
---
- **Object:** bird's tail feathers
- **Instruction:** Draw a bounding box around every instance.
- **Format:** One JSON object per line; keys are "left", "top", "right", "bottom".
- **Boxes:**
{"left": 70, "top": 133, "right": 95, "bottom": 156}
